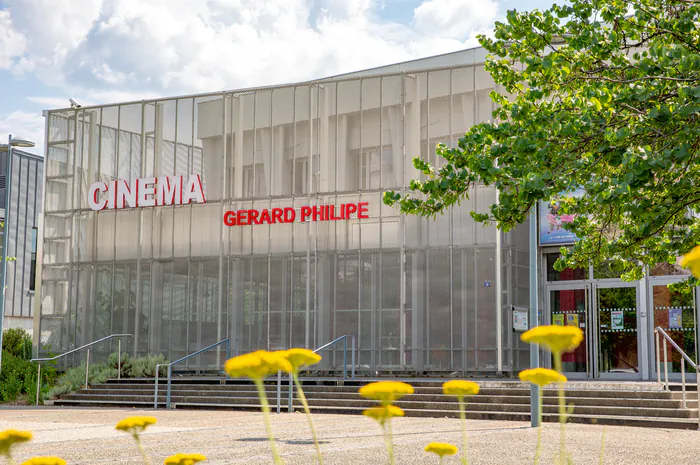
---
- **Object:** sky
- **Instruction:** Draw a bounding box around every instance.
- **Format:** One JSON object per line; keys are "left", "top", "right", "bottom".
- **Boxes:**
{"left": 0, "top": 0, "right": 559, "bottom": 155}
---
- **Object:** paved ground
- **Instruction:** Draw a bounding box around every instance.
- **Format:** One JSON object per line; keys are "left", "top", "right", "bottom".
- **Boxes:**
{"left": 1, "top": 407, "right": 697, "bottom": 464}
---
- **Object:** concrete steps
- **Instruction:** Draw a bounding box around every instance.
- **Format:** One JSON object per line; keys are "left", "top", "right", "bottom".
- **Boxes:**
{"left": 51, "top": 378, "right": 700, "bottom": 430}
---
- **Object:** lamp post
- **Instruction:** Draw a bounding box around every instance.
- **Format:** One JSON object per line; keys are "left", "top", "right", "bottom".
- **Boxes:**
{"left": 0, "top": 134, "right": 36, "bottom": 374}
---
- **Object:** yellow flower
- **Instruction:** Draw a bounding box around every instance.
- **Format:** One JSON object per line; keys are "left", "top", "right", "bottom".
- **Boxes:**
{"left": 20, "top": 457, "right": 66, "bottom": 465}
{"left": 164, "top": 453, "right": 207, "bottom": 465}
{"left": 115, "top": 416, "right": 157, "bottom": 435}
{"left": 519, "top": 368, "right": 567, "bottom": 386}
{"left": 277, "top": 349, "right": 322, "bottom": 374}
{"left": 442, "top": 380, "right": 479, "bottom": 398}
{"left": 359, "top": 381, "right": 414, "bottom": 405}
{"left": 521, "top": 325, "right": 583, "bottom": 354}
{"left": 224, "top": 351, "right": 293, "bottom": 379}
{"left": 681, "top": 246, "right": 700, "bottom": 278}
{"left": 362, "top": 405, "right": 405, "bottom": 424}
{"left": 0, "top": 429, "right": 32, "bottom": 456}
{"left": 424, "top": 442, "right": 458, "bottom": 457}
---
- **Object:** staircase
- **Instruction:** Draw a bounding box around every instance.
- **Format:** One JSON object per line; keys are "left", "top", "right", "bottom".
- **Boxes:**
{"left": 50, "top": 378, "right": 700, "bottom": 429}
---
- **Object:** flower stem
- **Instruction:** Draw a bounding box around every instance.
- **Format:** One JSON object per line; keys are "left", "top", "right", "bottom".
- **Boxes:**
{"left": 134, "top": 434, "right": 151, "bottom": 465}
{"left": 458, "top": 396, "right": 469, "bottom": 465}
{"left": 293, "top": 374, "right": 323, "bottom": 464}
{"left": 599, "top": 426, "right": 607, "bottom": 465}
{"left": 553, "top": 352, "right": 567, "bottom": 465}
{"left": 385, "top": 419, "right": 395, "bottom": 465}
{"left": 254, "top": 378, "right": 284, "bottom": 465}
{"left": 534, "top": 389, "right": 543, "bottom": 465}
{"left": 8, "top": 454, "right": 16, "bottom": 465}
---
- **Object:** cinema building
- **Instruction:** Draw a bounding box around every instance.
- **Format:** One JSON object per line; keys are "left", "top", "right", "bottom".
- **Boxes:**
{"left": 35, "top": 48, "right": 698, "bottom": 380}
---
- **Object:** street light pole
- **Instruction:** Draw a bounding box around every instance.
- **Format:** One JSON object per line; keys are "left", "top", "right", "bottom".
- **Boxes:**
{"left": 0, "top": 134, "right": 14, "bottom": 374}
{"left": 0, "top": 134, "right": 35, "bottom": 374}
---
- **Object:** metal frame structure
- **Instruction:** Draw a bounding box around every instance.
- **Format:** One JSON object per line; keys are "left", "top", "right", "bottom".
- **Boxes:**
{"left": 37, "top": 52, "right": 531, "bottom": 376}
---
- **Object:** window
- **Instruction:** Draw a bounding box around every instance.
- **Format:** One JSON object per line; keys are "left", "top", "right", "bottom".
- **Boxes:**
{"left": 294, "top": 156, "right": 319, "bottom": 195}
{"left": 29, "top": 227, "right": 37, "bottom": 291}
{"left": 242, "top": 164, "right": 266, "bottom": 197}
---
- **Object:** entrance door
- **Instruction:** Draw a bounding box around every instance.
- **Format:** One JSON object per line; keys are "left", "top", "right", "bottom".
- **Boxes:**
{"left": 594, "top": 283, "right": 640, "bottom": 378}
{"left": 548, "top": 285, "right": 591, "bottom": 377}
{"left": 547, "top": 283, "right": 641, "bottom": 379}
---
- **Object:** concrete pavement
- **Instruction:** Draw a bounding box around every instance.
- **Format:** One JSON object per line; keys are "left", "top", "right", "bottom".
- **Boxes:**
{"left": 0, "top": 406, "right": 696, "bottom": 464}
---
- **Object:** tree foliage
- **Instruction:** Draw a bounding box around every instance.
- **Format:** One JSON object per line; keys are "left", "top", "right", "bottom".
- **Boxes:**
{"left": 385, "top": 0, "right": 700, "bottom": 281}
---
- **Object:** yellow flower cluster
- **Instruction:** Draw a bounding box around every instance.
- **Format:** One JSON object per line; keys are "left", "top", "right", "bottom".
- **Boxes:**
{"left": 521, "top": 325, "right": 583, "bottom": 354}
{"left": 164, "top": 453, "right": 207, "bottom": 465}
{"left": 359, "top": 381, "right": 414, "bottom": 405}
{"left": 424, "top": 442, "right": 458, "bottom": 457}
{"left": 279, "top": 348, "right": 322, "bottom": 374}
{"left": 442, "top": 380, "right": 479, "bottom": 398}
{"left": 681, "top": 246, "right": 700, "bottom": 278}
{"left": 224, "top": 350, "right": 292, "bottom": 379}
{"left": 0, "top": 429, "right": 32, "bottom": 456}
{"left": 115, "top": 416, "right": 158, "bottom": 435}
{"left": 20, "top": 458, "right": 66, "bottom": 465}
{"left": 362, "top": 405, "right": 405, "bottom": 425}
{"left": 519, "top": 368, "right": 566, "bottom": 387}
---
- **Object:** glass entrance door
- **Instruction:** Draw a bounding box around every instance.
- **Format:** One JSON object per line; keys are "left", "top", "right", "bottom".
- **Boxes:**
{"left": 547, "top": 283, "right": 641, "bottom": 379}
{"left": 594, "top": 285, "right": 640, "bottom": 377}
{"left": 548, "top": 286, "right": 590, "bottom": 377}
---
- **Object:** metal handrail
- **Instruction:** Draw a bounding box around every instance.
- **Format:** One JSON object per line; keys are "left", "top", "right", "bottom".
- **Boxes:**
{"left": 285, "top": 335, "right": 356, "bottom": 413}
{"left": 30, "top": 333, "right": 132, "bottom": 405}
{"left": 154, "top": 338, "right": 231, "bottom": 409}
{"left": 654, "top": 326, "right": 699, "bottom": 429}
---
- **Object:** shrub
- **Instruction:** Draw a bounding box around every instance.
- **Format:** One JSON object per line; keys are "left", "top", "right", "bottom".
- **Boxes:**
{"left": 108, "top": 351, "right": 132, "bottom": 375}
{"left": 127, "top": 354, "right": 167, "bottom": 378}
{"left": 2, "top": 328, "right": 32, "bottom": 360}
{"left": 0, "top": 350, "right": 48, "bottom": 403}
{"left": 46, "top": 353, "right": 167, "bottom": 400}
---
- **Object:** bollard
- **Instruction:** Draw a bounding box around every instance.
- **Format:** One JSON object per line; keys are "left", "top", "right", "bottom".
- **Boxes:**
{"left": 663, "top": 339, "right": 669, "bottom": 391}
{"left": 681, "top": 358, "right": 686, "bottom": 409}
{"left": 655, "top": 330, "right": 661, "bottom": 385}
{"left": 36, "top": 364, "right": 41, "bottom": 406}
{"left": 85, "top": 349, "right": 90, "bottom": 388}
{"left": 276, "top": 370, "right": 281, "bottom": 414}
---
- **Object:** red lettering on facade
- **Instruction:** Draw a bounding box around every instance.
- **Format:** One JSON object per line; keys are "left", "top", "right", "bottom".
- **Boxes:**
{"left": 223, "top": 204, "right": 369, "bottom": 226}
{"left": 224, "top": 211, "right": 236, "bottom": 226}
{"left": 284, "top": 208, "right": 295, "bottom": 222}
{"left": 237, "top": 210, "right": 248, "bottom": 225}
{"left": 358, "top": 202, "right": 369, "bottom": 219}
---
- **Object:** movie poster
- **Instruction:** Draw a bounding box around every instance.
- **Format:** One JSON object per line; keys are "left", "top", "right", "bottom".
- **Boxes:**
{"left": 539, "top": 189, "right": 585, "bottom": 245}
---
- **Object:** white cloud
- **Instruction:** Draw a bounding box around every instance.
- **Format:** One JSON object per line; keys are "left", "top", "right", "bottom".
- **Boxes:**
{"left": 2, "top": 0, "right": 498, "bottom": 94}
{"left": 0, "top": 10, "right": 27, "bottom": 70}
{"left": 414, "top": 0, "right": 498, "bottom": 39}
{"left": 0, "top": 110, "right": 45, "bottom": 156}
{"left": 0, "top": 0, "right": 502, "bottom": 154}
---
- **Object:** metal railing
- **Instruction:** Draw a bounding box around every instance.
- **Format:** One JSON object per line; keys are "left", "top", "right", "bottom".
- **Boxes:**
{"left": 283, "top": 334, "right": 356, "bottom": 413}
{"left": 30, "top": 333, "right": 132, "bottom": 406}
{"left": 154, "top": 338, "right": 231, "bottom": 409}
{"left": 654, "top": 326, "right": 699, "bottom": 429}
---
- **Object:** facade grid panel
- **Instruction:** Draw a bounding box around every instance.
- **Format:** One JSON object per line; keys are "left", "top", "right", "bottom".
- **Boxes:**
{"left": 37, "top": 62, "right": 529, "bottom": 374}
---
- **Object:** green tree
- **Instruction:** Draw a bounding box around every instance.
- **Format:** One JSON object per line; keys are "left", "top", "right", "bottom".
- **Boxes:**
{"left": 385, "top": 0, "right": 700, "bottom": 281}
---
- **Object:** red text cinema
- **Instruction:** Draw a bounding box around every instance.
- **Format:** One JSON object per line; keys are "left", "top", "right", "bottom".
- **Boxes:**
{"left": 223, "top": 203, "right": 369, "bottom": 226}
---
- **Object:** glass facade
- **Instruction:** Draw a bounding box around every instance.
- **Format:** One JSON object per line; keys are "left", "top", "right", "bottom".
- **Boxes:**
{"left": 38, "top": 59, "right": 531, "bottom": 373}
